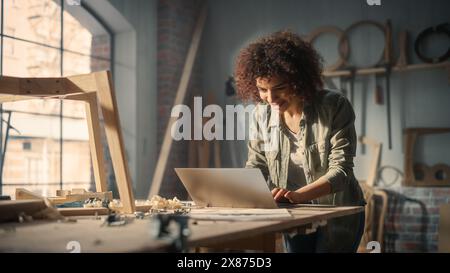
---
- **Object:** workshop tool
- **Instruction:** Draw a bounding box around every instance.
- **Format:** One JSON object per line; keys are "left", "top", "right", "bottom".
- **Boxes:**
{"left": 306, "top": 26, "right": 349, "bottom": 72}
{"left": 414, "top": 22, "right": 450, "bottom": 64}
{"left": 374, "top": 72, "right": 384, "bottom": 105}
{"left": 338, "top": 20, "right": 387, "bottom": 69}
{"left": 403, "top": 127, "right": 450, "bottom": 187}
{"left": 384, "top": 20, "right": 393, "bottom": 150}
{"left": 150, "top": 214, "right": 191, "bottom": 252}
{"left": 396, "top": 31, "right": 409, "bottom": 68}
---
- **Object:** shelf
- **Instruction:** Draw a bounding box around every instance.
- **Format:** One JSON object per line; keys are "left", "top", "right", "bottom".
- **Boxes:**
{"left": 323, "top": 61, "right": 450, "bottom": 78}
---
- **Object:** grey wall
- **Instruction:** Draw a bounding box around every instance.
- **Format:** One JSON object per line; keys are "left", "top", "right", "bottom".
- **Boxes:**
{"left": 88, "top": 0, "right": 158, "bottom": 198}
{"left": 201, "top": 0, "right": 450, "bottom": 186}
{"left": 108, "top": 0, "right": 158, "bottom": 198}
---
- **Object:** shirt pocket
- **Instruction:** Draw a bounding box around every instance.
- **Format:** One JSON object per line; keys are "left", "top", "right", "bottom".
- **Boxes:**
{"left": 308, "top": 140, "right": 328, "bottom": 172}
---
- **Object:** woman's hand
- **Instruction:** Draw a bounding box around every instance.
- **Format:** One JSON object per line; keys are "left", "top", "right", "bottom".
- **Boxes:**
{"left": 271, "top": 188, "right": 304, "bottom": 203}
{"left": 272, "top": 179, "right": 332, "bottom": 204}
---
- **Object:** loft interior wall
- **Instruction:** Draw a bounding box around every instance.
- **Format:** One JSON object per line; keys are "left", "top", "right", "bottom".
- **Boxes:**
{"left": 86, "top": 0, "right": 157, "bottom": 198}
{"left": 201, "top": 0, "right": 450, "bottom": 186}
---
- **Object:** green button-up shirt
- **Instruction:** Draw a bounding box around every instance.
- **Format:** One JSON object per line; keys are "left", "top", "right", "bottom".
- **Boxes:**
{"left": 245, "top": 89, "right": 366, "bottom": 251}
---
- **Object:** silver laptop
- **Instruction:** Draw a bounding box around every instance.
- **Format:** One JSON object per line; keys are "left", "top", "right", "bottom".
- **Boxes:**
{"left": 174, "top": 168, "right": 278, "bottom": 209}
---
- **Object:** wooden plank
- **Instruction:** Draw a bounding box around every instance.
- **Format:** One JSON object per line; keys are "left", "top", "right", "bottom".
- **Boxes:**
{"left": 15, "top": 188, "right": 44, "bottom": 200}
{"left": 323, "top": 61, "right": 450, "bottom": 77}
{"left": 403, "top": 130, "right": 417, "bottom": 186}
{"left": 148, "top": 4, "right": 207, "bottom": 198}
{"left": 0, "top": 76, "right": 20, "bottom": 94}
{"left": 84, "top": 93, "right": 108, "bottom": 192}
{"left": 94, "top": 71, "right": 135, "bottom": 213}
{"left": 0, "top": 95, "right": 34, "bottom": 103}
{"left": 57, "top": 207, "right": 109, "bottom": 217}
{"left": 0, "top": 76, "right": 91, "bottom": 96}
{"left": 439, "top": 204, "right": 450, "bottom": 253}
{"left": 360, "top": 136, "right": 382, "bottom": 187}
{"left": 0, "top": 200, "right": 48, "bottom": 223}
{"left": 64, "top": 73, "right": 98, "bottom": 93}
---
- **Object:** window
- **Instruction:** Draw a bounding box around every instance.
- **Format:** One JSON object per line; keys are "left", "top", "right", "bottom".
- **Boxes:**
{"left": 0, "top": 0, "right": 113, "bottom": 198}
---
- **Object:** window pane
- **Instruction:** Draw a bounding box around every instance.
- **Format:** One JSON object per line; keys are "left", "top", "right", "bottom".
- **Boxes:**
{"left": 3, "top": 37, "right": 60, "bottom": 77}
{"left": 63, "top": 4, "right": 111, "bottom": 59}
{"left": 4, "top": 0, "right": 61, "bottom": 47}
{"left": 2, "top": 37, "right": 62, "bottom": 198}
{"left": 63, "top": 51, "right": 110, "bottom": 76}
{"left": 62, "top": 116, "right": 92, "bottom": 192}
{"left": 2, "top": 107, "right": 61, "bottom": 197}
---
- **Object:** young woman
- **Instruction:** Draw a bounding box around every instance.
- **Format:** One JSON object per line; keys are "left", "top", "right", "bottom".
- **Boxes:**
{"left": 234, "top": 31, "right": 366, "bottom": 252}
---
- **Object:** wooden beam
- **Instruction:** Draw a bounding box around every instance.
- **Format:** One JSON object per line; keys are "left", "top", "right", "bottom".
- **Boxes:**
{"left": 65, "top": 73, "right": 98, "bottom": 93}
{"left": 439, "top": 204, "right": 450, "bottom": 253}
{"left": 0, "top": 74, "right": 96, "bottom": 96}
{"left": 83, "top": 92, "right": 108, "bottom": 192}
{"left": 0, "top": 76, "right": 20, "bottom": 94}
{"left": 323, "top": 61, "right": 450, "bottom": 77}
{"left": 0, "top": 200, "right": 48, "bottom": 223}
{"left": 148, "top": 4, "right": 207, "bottom": 198}
{"left": 0, "top": 95, "right": 34, "bottom": 103}
{"left": 360, "top": 136, "right": 382, "bottom": 187}
{"left": 94, "top": 71, "right": 135, "bottom": 213}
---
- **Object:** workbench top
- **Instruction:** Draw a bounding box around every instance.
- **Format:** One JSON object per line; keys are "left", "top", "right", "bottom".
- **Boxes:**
{"left": 0, "top": 206, "right": 363, "bottom": 253}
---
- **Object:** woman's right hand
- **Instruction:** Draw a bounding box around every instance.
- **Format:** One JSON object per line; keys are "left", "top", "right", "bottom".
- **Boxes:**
{"left": 271, "top": 187, "right": 291, "bottom": 203}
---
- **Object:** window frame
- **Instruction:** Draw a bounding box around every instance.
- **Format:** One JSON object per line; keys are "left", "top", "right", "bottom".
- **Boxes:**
{"left": 0, "top": 0, "right": 114, "bottom": 196}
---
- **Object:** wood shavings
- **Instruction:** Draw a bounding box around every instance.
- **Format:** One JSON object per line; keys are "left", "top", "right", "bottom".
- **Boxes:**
{"left": 83, "top": 198, "right": 104, "bottom": 208}
{"left": 108, "top": 196, "right": 183, "bottom": 211}
{"left": 149, "top": 195, "right": 182, "bottom": 210}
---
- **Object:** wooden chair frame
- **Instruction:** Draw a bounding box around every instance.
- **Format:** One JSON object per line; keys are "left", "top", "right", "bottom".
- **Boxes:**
{"left": 0, "top": 71, "right": 135, "bottom": 213}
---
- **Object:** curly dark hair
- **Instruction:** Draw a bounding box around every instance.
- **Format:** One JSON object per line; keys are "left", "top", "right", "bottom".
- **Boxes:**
{"left": 234, "top": 31, "right": 324, "bottom": 103}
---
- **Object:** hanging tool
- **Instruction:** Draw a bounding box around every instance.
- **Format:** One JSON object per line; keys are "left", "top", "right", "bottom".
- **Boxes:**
{"left": 374, "top": 74, "right": 384, "bottom": 105}
{"left": 384, "top": 20, "right": 393, "bottom": 150}
{"left": 384, "top": 64, "right": 392, "bottom": 150}
{"left": 414, "top": 22, "right": 450, "bottom": 64}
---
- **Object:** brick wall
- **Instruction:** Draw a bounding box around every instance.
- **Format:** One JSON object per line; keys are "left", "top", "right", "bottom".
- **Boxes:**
{"left": 156, "top": 0, "right": 203, "bottom": 199}
{"left": 383, "top": 187, "right": 450, "bottom": 253}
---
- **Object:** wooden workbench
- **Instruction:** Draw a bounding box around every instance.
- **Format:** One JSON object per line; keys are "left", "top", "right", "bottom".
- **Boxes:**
{"left": 0, "top": 206, "right": 363, "bottom": 253}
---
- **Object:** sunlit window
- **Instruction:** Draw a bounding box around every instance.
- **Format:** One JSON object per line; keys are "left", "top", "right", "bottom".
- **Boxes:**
{"left": 1, "top": 0, "right": 113, "bottom": 198}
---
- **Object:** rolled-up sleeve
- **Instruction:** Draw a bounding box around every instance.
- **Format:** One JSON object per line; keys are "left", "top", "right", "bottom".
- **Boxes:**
{"left": 321, "top": 95, "right": 357, "bottom": 193}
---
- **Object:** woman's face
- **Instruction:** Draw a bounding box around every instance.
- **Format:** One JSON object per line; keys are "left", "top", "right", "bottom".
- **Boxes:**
{"left": 256, "top": 76, "right": 295, "bottom": 112}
